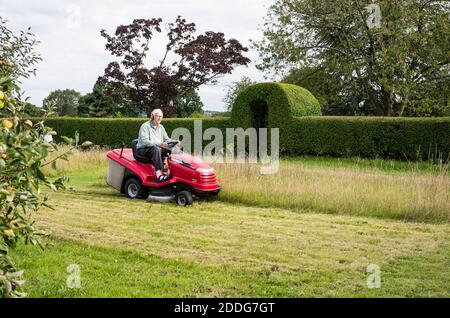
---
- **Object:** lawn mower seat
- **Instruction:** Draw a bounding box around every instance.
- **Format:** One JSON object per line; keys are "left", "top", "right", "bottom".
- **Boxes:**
{"left": 131, "top": 139, "right": 152, "bottom": 164}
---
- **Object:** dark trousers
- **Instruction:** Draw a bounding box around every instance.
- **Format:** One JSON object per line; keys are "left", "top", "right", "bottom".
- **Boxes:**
{"left": 137, "top": 146, "right": 169, "bottom": 171}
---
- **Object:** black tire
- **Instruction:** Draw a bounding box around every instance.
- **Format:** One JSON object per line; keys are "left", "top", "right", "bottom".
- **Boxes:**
{"left": 124, "top": 178, "right": 148, "bottom": 199}
{"left": 175, "top": 190, "right": 193, "bottom": 206}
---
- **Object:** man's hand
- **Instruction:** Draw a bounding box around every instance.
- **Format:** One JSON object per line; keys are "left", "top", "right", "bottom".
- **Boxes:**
{"left": 161, "top": 140, "right": 180, "bottom": 149}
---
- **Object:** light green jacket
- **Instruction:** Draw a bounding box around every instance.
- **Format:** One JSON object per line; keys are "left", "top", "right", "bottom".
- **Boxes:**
{"left": 137, "top": 121, "right": 172, "bottom": 149}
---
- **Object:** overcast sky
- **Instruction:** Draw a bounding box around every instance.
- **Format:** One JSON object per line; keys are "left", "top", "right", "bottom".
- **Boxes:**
{"left": 1, "top": 0, "right": 274, "bottom": 112}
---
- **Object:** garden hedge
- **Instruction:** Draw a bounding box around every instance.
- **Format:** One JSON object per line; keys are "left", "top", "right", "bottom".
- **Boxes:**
{"left": 283, "top": 116, "right": 450, "bottom": 160}
{"left": 40, "top": 117, "right": 230, "bottom": 149}
{"left": 230, "top": 82, "right": 321, "bottom": 129}
{"left": 36, "top": 116, "right": 450, "bottom": 161}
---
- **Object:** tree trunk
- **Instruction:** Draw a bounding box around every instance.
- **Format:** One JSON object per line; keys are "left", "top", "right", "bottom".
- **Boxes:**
{"left": 382, "top": 89, "right": 393, "bottom": 116}
{"left": 398, "top": 95, "right": 409, "bottom": 117}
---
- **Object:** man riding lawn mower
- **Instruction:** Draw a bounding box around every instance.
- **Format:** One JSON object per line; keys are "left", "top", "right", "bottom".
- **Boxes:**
{"left": 106, "top": 109, "right": 221, "bottom": 206}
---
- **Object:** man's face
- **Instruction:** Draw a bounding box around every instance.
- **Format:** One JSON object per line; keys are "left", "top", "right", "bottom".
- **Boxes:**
{"left": 152, "top": 113, "right": 163, "bottom": 125}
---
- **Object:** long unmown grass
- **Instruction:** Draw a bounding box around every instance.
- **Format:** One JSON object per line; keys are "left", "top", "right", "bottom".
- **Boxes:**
{"left": 45, "top": 146, "right": 449, "bottom": 223}
{"left": 214, "top": 161, "right": 449, "bottom": 223}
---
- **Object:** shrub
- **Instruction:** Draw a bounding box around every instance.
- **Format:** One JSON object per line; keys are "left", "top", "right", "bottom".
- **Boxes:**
{"left": 40, "top": 117, "right": 231, "bottom": 149}
{"left": 230, "top": 82, "right": 321, "bottom": 129}
{"left": 0, "top": 76, "right": 82, "bottom": 297}
{"left": 36, "top": 116, "right": 450, "bottom": 161}
{"left": 283, "top": 116, "right": 450, "bottom": 160}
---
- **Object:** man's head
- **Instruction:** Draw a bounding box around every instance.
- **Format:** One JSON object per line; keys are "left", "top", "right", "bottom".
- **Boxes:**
{"left": 150, "top": 108, "right": 163, "bottom": 126}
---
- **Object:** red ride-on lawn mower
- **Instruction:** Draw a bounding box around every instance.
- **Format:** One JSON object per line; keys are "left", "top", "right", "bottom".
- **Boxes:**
{"left": 106, "top": 140, "right": 221, "bottom": 206}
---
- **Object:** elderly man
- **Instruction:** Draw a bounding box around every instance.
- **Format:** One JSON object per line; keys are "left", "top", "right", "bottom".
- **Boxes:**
{"left": 137, "top": 108, "right": 179, "bottom": 182}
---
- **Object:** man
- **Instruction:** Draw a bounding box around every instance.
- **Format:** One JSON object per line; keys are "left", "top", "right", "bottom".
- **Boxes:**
{"left": 137, "top": 108, "right": 179, "bottom": 182}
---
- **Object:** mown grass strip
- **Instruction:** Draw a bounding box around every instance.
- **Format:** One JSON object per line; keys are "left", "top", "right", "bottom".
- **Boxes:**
{"left": 12, "top": 238, "right": 450, "bottom": 297}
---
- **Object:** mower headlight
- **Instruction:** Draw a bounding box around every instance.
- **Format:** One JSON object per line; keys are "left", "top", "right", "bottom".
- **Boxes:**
{"left": 196, "top": 168, "right": 214, "bottom": 174}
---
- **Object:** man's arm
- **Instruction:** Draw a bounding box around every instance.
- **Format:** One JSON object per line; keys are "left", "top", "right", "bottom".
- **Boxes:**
{"left": 161, "top": 125, "right": 173, "bottom": 143}
{"left": 139, "top": 124, "right": 157, "bottom": 147}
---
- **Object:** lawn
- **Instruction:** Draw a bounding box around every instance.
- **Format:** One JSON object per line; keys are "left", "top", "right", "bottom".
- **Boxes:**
{"left": 12, "top": 148, "right": 450, "bottom": 297}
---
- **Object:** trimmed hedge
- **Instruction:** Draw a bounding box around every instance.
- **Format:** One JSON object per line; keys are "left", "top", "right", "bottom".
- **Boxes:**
{"left": 37, "top": 116, "right": 450, "bottom": 161}
{"left": 283, "top": 116, "right": 450, "bottom": 160}
{"left": 231, "top": 82, "right": 321, "bottom": 129}
{"left": 41, "top": 117, "right": 230, "bottom": 149}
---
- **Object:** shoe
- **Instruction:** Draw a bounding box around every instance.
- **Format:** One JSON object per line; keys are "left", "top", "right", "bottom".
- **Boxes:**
{"left": 157, "top": 174, "right": 169, "bottom": 183}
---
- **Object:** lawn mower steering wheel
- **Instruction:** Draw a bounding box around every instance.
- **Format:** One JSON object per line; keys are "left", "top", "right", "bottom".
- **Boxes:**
{"left": 160, "top": 141, "right": 180, "bottom": 154}
{"left": 166, "top": 141, "right": 178, "bottom": 148}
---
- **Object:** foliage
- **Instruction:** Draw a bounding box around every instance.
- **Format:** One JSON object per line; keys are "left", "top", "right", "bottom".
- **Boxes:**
{"left": 283, "top": 67, "right": 358, "bottom": 115}
{"left": 254, "top": 0, "right": 450, "bottom": 116}
{"left": 230, "top": 82, "right": 321, "bottom": 129}
{"left": 0, "top": 87, "right": 92, "bottom": 298}
{"left": 173, "top": 89, "right": 204, "bottom": 118}
{"left": 1, "top": 18, "right": 46, "bottom": 298}
{"left": 78, "top": 83, "right": 140, "bottom": 118}
{"left": 36, "top": 114, "right": 449, "bottom": 161}
{"left": 23, "top": 103, "right": 44, "bottom": 117}
{"left": 39, "top": 117, "right": 231, "bottom": 149}
{"left": 211, "top": 111, "right": 231, "bottom": 118}
{"left": 0, "top": 20, "right": 90, "bottom": 298}
{"left": 189, "top": 111, "right": 209, "bottom": 119}
{"left": 98, "top": 16, "right": 250, "bottom": 117}
{"left": 283, "top": 116, "right": 450, "bottom": 160}
{"left": 223, "top": 76, "right": 255, "bottom": 111}
{"left": 43, "top": 89, "right": 81, "bottom": 117}
{"left": 0, "top": 77, "right": 69, "bottom": 297}
{"left": 0, "top": 17, "right": 41, "bottom": 82}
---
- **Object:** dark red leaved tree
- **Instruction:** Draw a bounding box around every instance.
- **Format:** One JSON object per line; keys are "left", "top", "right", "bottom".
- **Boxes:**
{"left": 97, "top": 16, "right": 251, "bottom": 117}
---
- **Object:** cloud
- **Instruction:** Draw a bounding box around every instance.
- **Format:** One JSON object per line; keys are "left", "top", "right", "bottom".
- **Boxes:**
{"left": 1, "top": 0, "right": 273, "bottom": 111}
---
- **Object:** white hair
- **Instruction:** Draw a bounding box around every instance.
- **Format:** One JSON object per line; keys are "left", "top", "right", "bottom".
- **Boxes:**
{"left": 151, "top": 108, "right": 163, "bottom": 117}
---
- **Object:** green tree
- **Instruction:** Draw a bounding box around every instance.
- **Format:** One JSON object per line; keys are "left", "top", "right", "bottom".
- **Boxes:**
{"left": 78, "top": 83, "right": 119, "bottom": 117}
{"left": 43, "top": 89, "right": 81, "bottom": 116}
{"left": 223, "top": 76, "right": 255, "bottom": 111}
{"left": 98, "top": 17, "right": 250, "bottom": 117}
{"left": 78, "top": 84, "right": 141, "bottom": 118}
{"left": 173, "top": 90, "right": 204, "bottom": 118}
{"left": 283, "top": 67, "right": 363, "bottom": 115}
{"left": 1, "top": 19, "right": 87, "bottom": 298}
{"left": 23, "top": 103, "right": 44, "bottom": 117}
{"left": 254, "top": 0, "right": 450, "bottom": 116}
{"left": 0, "top": 17, "right": 41, "bottom": 81}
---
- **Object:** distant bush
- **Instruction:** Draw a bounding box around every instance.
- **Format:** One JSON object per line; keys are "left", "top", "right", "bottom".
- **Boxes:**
{"left": 189, "top": 111, "right": 209, "bottom": 119}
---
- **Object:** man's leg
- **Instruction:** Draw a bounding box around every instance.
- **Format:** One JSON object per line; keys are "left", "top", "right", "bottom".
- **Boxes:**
{"left": 137, "top": 146, "right": 168, "bottom": 182}
{"left": 161, "top": 148, "right": 170, "bottom": 171}
{"left": 138, "top": 146, "right": 164, "bottom": 170}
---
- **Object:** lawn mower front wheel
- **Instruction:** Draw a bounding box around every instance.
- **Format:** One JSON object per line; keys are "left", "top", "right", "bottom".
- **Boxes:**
{"left": 175, "top": 191, "right": 193, "bottom": 207}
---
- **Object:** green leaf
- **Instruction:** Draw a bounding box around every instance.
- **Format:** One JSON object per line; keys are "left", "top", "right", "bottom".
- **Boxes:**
{"left": 61, "top": 136, "right": 72, "bottom": 145}
{"left": 36, "top": 169, "right": 46, "bottom": 181}
{"left": 0, "top": 241, "right": 9, "bottom": 254}
{"left": 40, "top": 147, "right": 48, "bottom": 158}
